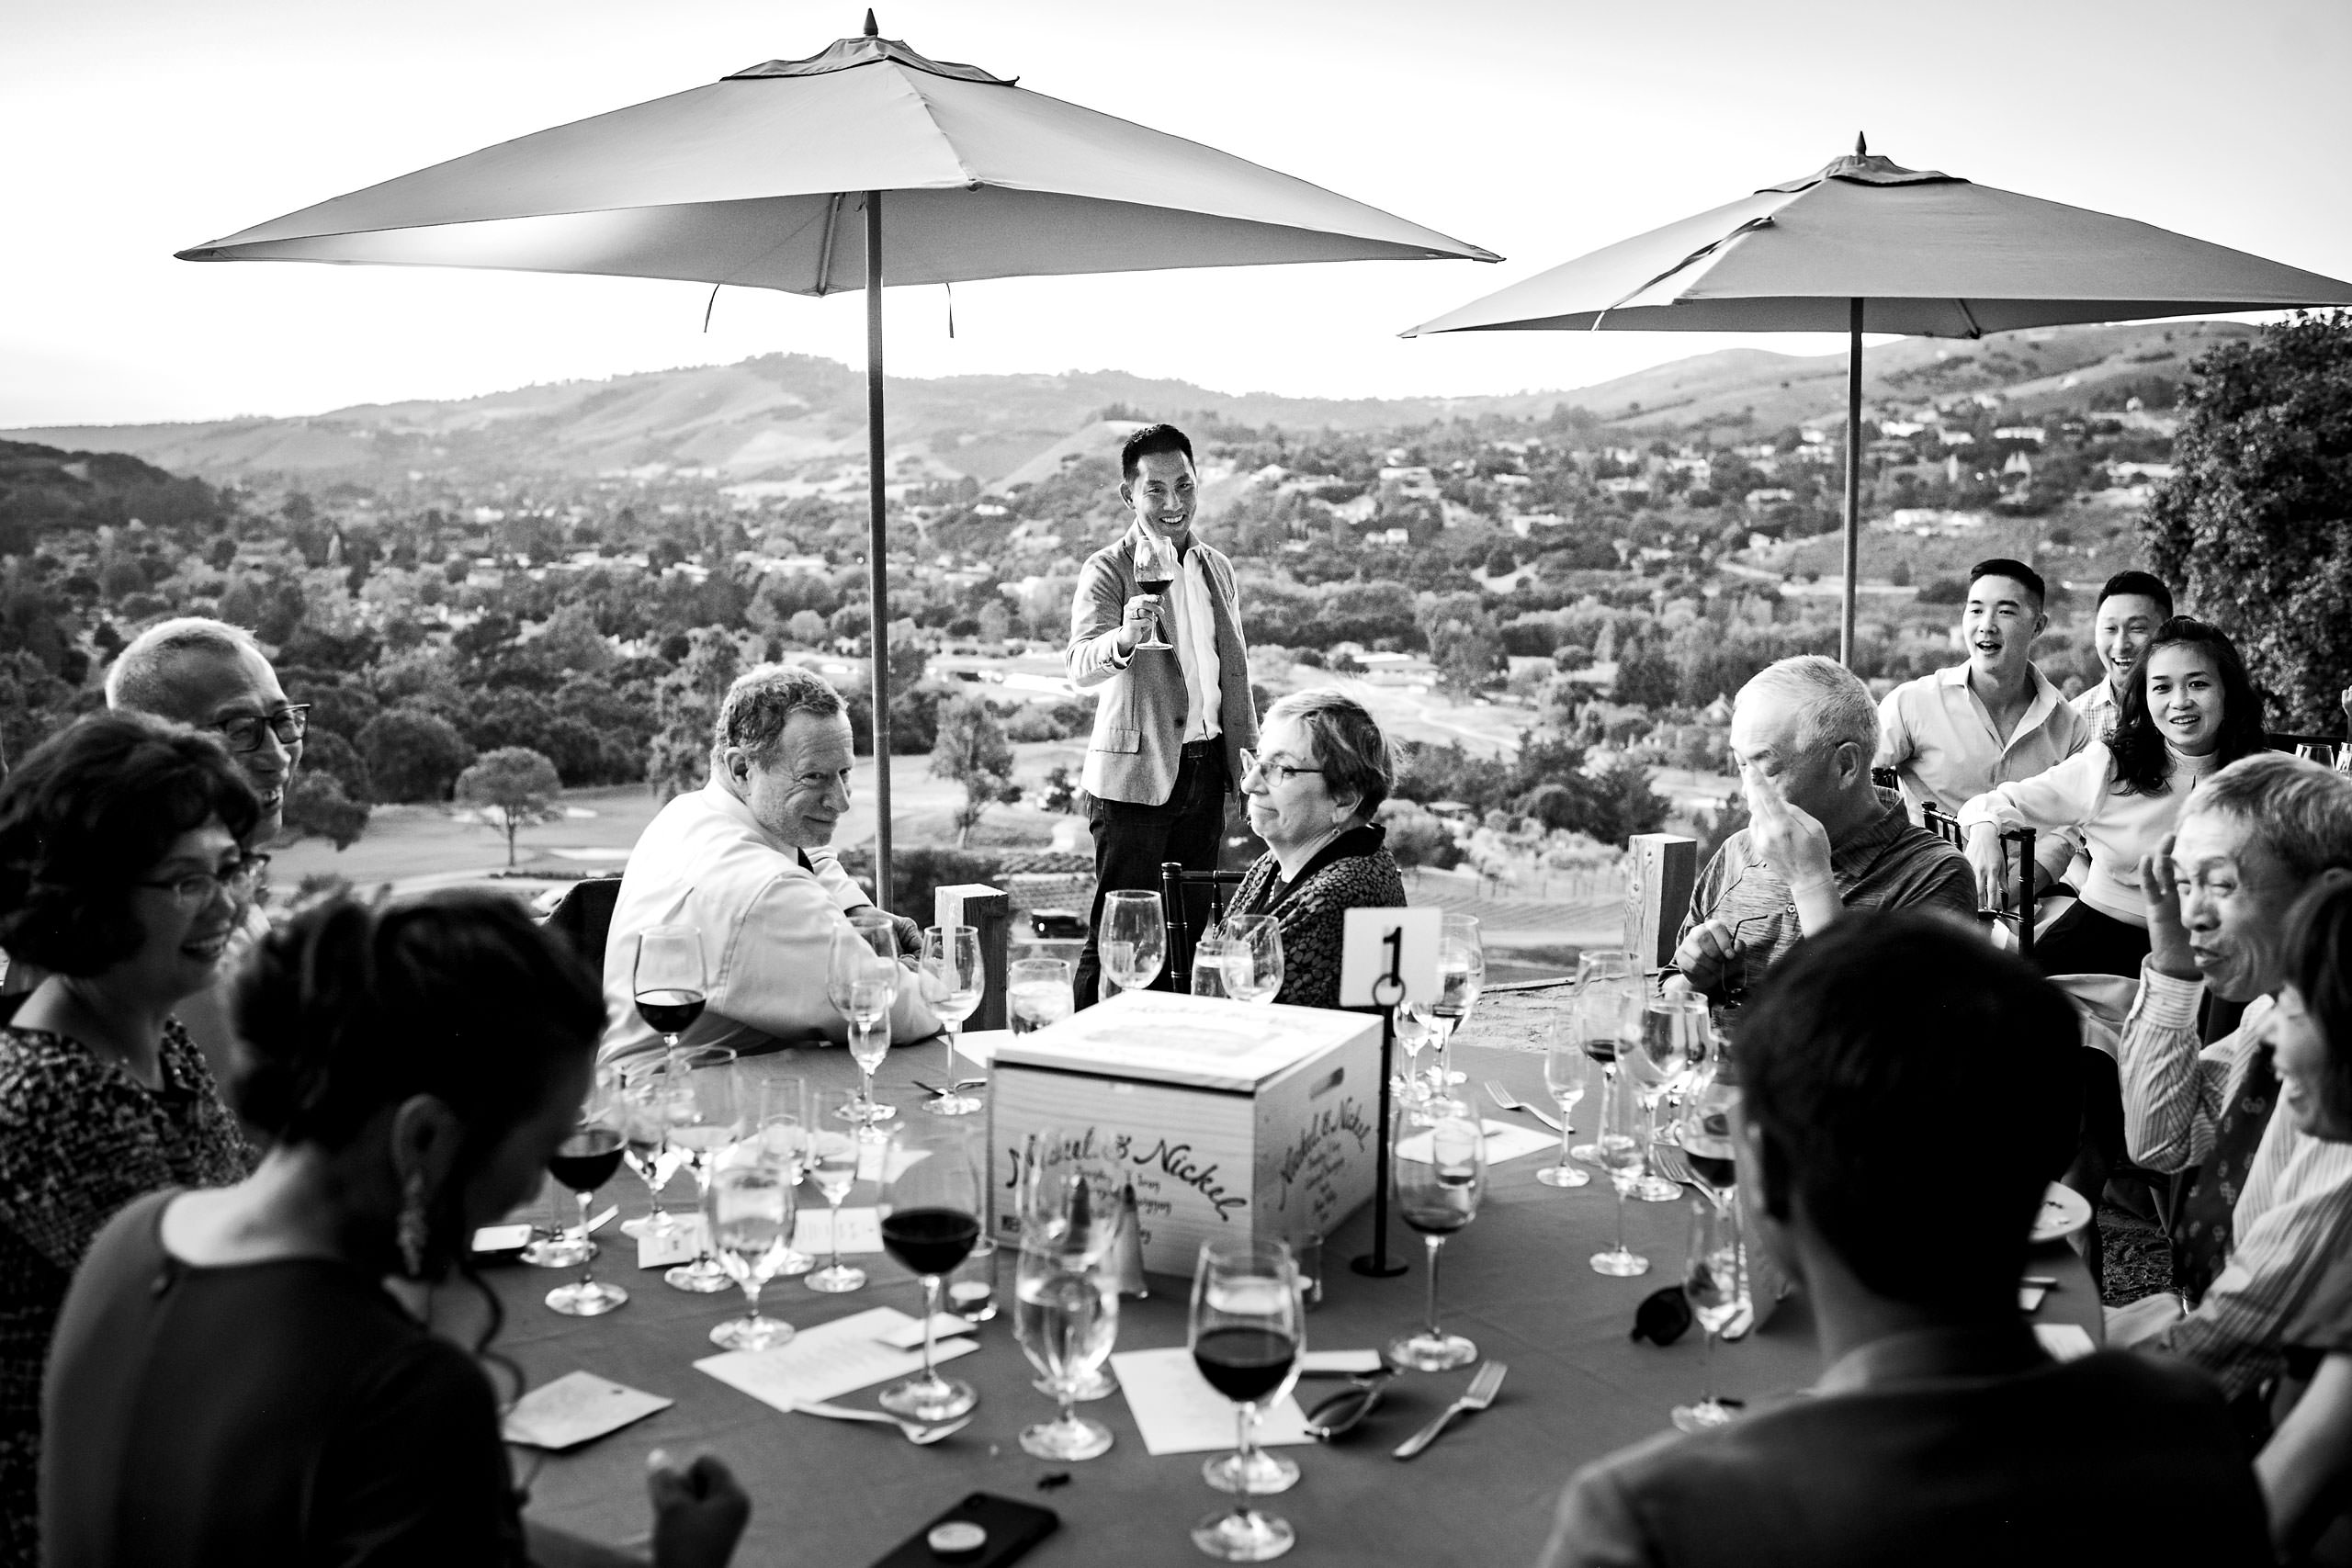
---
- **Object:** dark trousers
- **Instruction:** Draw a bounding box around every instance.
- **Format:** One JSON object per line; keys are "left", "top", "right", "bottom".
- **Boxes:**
{"left": 2033, "top": 902, "right": 2152, "bottom": 979}
{"left": 1075, "top": 743, "right": 1229, "bottom": 1010}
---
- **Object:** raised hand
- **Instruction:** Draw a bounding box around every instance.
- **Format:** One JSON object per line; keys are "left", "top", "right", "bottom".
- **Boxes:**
{"left": 2139, "top": 833, "right": 2198, "bottom": 981}
{"left": 1742, "top": 764, "right": 1833, "bottom": 893}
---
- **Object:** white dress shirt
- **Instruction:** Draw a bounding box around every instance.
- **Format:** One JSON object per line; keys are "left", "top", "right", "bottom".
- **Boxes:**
{"left": 1877, "top": 660, "right": 2090, "bottom": 884}
{"left": 1156, "top": 543, "right": 1224, "bottom": 743}
{"left": 599, "top": 782, "right": 940, "bottom": 1063}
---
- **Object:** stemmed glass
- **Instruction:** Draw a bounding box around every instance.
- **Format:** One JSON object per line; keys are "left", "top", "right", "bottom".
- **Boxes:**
{"left": 545, "top": 1073, "right": 628, "bottom": 1317}
{"left": 1189, "top": 1239, "right": 1306, "bottom": 1562}
{"left": 752, "top": 1076, "right": 814, "bottom": 1277}
{"left": 662, "top": 1045, "right": 741, "bottom": 1294}
{"left": 1394, "top": 1004, "right": 1435, "bottom": 1103}
{"left": 919, "top": 924, "right": 985, "bottom": 1116}
{"left": 1018, "top": 1127, "right": 1122, "bottom": 1401}
{"left": 633, "top": 924, "right": 707, "bottom": 1052}
{"left": 1671, "top": 1197, "right": 1745, "bottom": 1432}
{"left": 1537, "top": 1016, "right": 1593, "bottom": 1189}
{"left": 1101, "top": 890, "right": 1167, "bottom": 997}
{"left": 805, "top": 1088, "right": 867, "bottom": 1293}
{"left": 829, "top": 911, "right": 899, "bottom": 1129}
{"left": 617, "top": 1057, "right": 688, "bottom": 1242}
{"left": 1624, "top": 992, "right": 1708, "bottom": 1202}
{"left": 1570, "top": 949, "right": 1639, "bottom": 1166}
{"left": 707, "top": 1158, "right": 796, "bottom": 1350}
{"left": 876, "top": 1118, "right": 983, "bottom": 1422}
{"left": 1131, "top": 527, "right": 1178, "bottom": 652}
{"left": 1220, "top": 915, "right": 1284, "bottom": 1005}
{"left": 1013, "top": 1241, "right": 1118, "bottom": 1461}
{"left": 1590, "top": 1066, "right": 1652, "bottom": 1277}
{"left": 1431, "top": 914, "right": 1483, "bottom": 1085}
{"left": 1389, "top": 1098, "right": 1484, "bottom": 1371}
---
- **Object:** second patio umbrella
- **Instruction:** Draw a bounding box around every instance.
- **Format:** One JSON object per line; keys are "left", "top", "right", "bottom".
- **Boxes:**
{"left": 179, "top": 17, "right": 1498, "bottom": 902}
{"left": 1403, "top": 138, "right": 2352, "bottom": 663}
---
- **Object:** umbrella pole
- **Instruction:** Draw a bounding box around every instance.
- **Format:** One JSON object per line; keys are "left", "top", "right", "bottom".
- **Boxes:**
{"left": 865, "top": 188, "right": 894, "bottom": 912}
{"left": 1840, "top": 299, "right": 1862, "bottom": 668}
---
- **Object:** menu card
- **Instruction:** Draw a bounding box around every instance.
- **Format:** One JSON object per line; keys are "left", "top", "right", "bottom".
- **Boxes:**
{"left": 696, "top": 1306, "right": 981, "bottom": 1410}
{"left": 1111, "top": 1347, "right": 1314, "bottom": 1456}
{"left": 502, "top": 1371, "right": 672, "bottom": 1450}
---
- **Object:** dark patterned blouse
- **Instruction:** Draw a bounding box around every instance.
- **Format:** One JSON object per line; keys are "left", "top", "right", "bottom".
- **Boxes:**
{"left": 1226, "top": 823, "right": 1408, "bottom": 1011}
{"left": 0, "top": 1012, "right": 254, "bottom": 1568}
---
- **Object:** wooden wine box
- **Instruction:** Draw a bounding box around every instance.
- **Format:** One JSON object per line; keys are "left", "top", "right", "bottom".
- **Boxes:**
{"left": 987, "top": 990, "right": 1383, "bottom": 1278}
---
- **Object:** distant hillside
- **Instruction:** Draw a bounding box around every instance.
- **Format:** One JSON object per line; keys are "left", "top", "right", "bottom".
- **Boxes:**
{"left": 5, "top": 318, "right": 2251, "bottom": 487}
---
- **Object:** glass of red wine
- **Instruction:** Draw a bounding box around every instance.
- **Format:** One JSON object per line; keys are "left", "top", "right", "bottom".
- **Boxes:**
{"left": 1568, "top": 948, "right": 1637, "bottom": 1166}
{"left": 546, "top": 1075, "right": 629, "bottom": 1317}
{"left": 1131, "top": 527, "right": 1177, "bottom": 651}
{"left": 1189, "top": 1239, "right": 1305, "bottom": 1562}
{"left": 876, "top": 1118, "right": 982, "bottom": 1422}
{"left": 634, "top": 925, "right": 707, "bottom": 1055}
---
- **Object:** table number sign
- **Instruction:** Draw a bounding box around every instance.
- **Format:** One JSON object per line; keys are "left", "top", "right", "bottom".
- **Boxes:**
{"left": 1337, "top": 907, "right": 1440, "bottom": 1008}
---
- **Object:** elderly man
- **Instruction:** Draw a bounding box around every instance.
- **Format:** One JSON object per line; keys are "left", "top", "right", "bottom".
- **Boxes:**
{"left": 1672, "top": 655, "right": 1974, "bottom": 1002}
{"left": 2111, "top": 754, "right": 2352, "bottom": 1406}
{"left": 1877, "top": 558, "right": 2088, "bottom": 892}
{"left": 1542, "top": 917, "right": 2270, "bottom": 1568}
{"left": 600, "top": 664, "right": 937, "bottom": 1063}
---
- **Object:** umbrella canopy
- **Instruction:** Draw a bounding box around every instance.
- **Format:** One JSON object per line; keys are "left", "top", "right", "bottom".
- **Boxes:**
{"left": 181, "top": 19, "right": 1497, "bottom": 905}
{"left": 1404, "top": 141, "right": 2352, "bottom": 660}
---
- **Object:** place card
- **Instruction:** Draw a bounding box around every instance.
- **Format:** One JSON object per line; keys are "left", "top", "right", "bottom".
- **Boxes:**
{"left": 638, "top": 1216, "right": 709, "bottom": 1270}
{"left": 1396, "top": 1118, "right": 1555, "bottom": 1167}
{"left": 2033, "top": 1324, "right": 2097, "bottom": 1362}
{"left": 876, "top": 1313, "right": 979, "bottom": 1351}
{"left": 502, "top": 1371, "right": 672, "bottom": 1450}
{"left": 1110, "top": 1348, "right": 1314, "bottom": 1456}
{"left": 696, "top": 1307, "right": 980, "bottom": 1411}
{"left": 792, "top": 1206, "right": 884, "bottom": 1255}
{"left": 1297, "top": 1348, "right": 1384, "bottom": 1375}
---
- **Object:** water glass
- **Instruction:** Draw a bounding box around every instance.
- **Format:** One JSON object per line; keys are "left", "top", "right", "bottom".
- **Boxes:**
{"left": 1220, "top": 914, "right": 1283, "bottom": 1005}
{"left": 1014, "top": 1244, "right": 1118, "bottom": 1461}
{"left": 1009, "top": 957, "right": 1075, "bottom": 1034}
{"left": 1191, "top": 934, "right": 1236, "bottom": 998}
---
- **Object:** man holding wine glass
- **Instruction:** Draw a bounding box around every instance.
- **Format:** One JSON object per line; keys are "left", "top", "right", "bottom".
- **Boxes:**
{"left": 600, "top": 664, "right": 938, "bottom": 1063}
{"left": 1066, "top": 423, "right": 1260, "bottom": 1010}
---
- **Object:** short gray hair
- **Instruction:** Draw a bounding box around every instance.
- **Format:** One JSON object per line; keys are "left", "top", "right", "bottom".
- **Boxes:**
{"left": 1736, "top": 655, "right": 1878, "bottom": 760}
{"left": 714, "top": 663, "right": 846, "bottom": 764}
{"left": 2182, "top": 752, "right": 2352, "bottom": 884}
{"left": 1266, "top": 687, "right": 1396, "bottom": 817}
{"left": 106, "top": 616, "right": 266, "bottom": 717}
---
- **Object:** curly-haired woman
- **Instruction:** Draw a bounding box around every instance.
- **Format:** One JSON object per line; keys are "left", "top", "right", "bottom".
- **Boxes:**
{"left": 0, "top": 713, "right": 260, "bottom": 1566}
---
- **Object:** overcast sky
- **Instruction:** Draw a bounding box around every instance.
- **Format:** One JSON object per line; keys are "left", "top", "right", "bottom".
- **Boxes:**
{"left": 6, "top": 0, "right": 2346, "bottom": 427}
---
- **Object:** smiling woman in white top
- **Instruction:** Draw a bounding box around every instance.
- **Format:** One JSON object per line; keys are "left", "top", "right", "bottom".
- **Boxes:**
{"left": 1961, "top": 616, "right": 2268, "bottom": 978}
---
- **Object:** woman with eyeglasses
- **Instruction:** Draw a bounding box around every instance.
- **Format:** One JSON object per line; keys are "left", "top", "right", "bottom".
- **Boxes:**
{"left": 1227, "top": 689, "right": 1408, "bottom": 1009}
{"left": 0, "top": 713, "right": 261, "bottom": 1567}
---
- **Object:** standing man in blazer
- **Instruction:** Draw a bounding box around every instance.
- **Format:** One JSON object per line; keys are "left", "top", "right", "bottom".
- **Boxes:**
{"left": 1066, "top": 423, "right": 1258, "bottom": 1008}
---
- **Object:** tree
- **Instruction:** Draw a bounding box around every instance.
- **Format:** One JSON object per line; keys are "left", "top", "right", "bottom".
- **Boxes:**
{"left": 456, "top": 747, "right": 566, "bottom": 867}
{"left": 1419, "top": 592, "right": 1504, "bottom": 696}
{"left": 646, "top": 626, "right": 741, "bottom": 799}
{"left": 356, "top": 706, "right": 476, "bottom": 803}
{"left": 930, "top": 695, "right": 1016, "bottom": 847}
{"left": 281, "top": 773, "right": 370, "bottom": 851}
{"left": 2145, "top": 313, "right": 2352, "bottom": 728}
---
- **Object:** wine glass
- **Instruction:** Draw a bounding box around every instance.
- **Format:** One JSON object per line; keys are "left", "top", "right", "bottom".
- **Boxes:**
{"left": 1590, "top": 1066, "right": 1652, "bottom": 1277}
{"left": 707, "top": 1160, "right": 796, "bottom": 1349}
{"left": 1676, "top": 1048, "right": 1741, "bottom": 1216}
{"left": 1394, "top": 1003, "right": 1435, "bottom": 1103}
{"left": 1189, "top": 1239, "right": 1305, "bottom": 1562}
{"left": 805, "top": 1088, "right": 867, "bottom": 1293}
{"left": 1670, "top": 1197, "right": 1745, "bottom": 1432}
{"left": 919, "top": 924, "right": 985, "bottom": 1116}
{"left": 633, "top": 925, "right": 707, "bottom": 1052}
{"left": 1131, "top": 528, "right": 1178, "bottom": 651}
{"left": 616, "top": 1057, "right": 690, "bottom": 1242}
{"left": 1537, "top": 1017, "right": 1592, "bottom": 1189}
{"left": 1389, "top": 1098, "right": 1483, "bottom": 1371}
{"left": 662, "top": 1045, "right": 741, "bottom": 1294}
{"left": 1013, "top": 1243, "right": 1118, "bottom": 1461}
{"left": 546, "top": 1074, "right": 628, "bottom": 1317}
{"left": 1624, "top": 992, "right": 1708, "bottom": 1202}
{"left": 752, "top": 1075, "right": 814, "bottom": 1276}
{"left": 1101, "top": 890, "right": 1167, "bottom": 995}
{"left": 1018, "top": 1129, "right": 1123, "bottom": 1401}
{"left": 1431, "top": 914, "right": 1483, "bottom": 1085}
{"left": 877, "top": 1118, "right": 983, "bottom": 1422}
{"left": 829, "top": 912, "right": 900, "bottom": 1129}
{"left": 1220, "top": 914, "right": 1283, "bottom": 1005}
{"left": 1008, "top": 957, "right": 1074, "bottom": 1033}
{"left": 1569, "top": 949, "right": 1639, "bottom": 1167}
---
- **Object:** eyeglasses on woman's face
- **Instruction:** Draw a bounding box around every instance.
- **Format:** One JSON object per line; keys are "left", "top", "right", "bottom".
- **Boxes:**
{"left": 137, "top": 852, "right": 271, "bottom": 911}
{"left": 1240, "top": 750, "right": 1324, "bottom": 789}
{"left": 211, "top": 705, "right": 311, "bottom": 754}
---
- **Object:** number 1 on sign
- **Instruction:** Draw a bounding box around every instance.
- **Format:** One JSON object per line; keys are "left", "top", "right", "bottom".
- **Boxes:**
{"left": 1339, "top": 908, "right": 1441, "bottom": 1009}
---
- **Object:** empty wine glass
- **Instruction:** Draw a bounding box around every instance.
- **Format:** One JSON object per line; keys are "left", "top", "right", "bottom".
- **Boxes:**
{"left": 1570, "top": 949, "right": 1639, "bottom": 1166}
{"left": 1101, "top": 890, "right": 1167, "bottom": 995}
{"left": 546, "top": 1074, "right": 628, "bottom": 1317}
{"left": 1220, "top": 914, "right": 1283, "bottom": 1005}
{"left": 662, "top": 1045, "right": 741, "bottom": 1294}
{"left": 1394, "top": 1003, "right": 1436, "bottom": 1103}
{"left": 1538, "top": 1017, "right": 1593, "bottom": 1189}
{"left": 1189, "top": 1239, "right": 1305, "bottom": 1561}
{"left": 752, "top": 1075, "right": 814, "bottom": 1276}
{"left": 1131, "top": 528, "right": 1178, "bottom": 652}
{"left": 707, "top": 1160, "right": 796, "bottom": 1349}
{"left": 920, "top": 924, "right": 985, "bottom": 1116}
{"left": 1389, "top": 1098, "right": 1484, "bottom": 1371}
{"left": 829, "top": 912, "right": 900, "bottom": 1129}
{"left": 805, "top": 1087, "right": 867, "bottom": 1294}
{"left": 877, "top": 1118, "right": 983, "bottom": 1422}
{"left": 1013, "top": 1243, "right": 1118, "bottom": 1461}
{"left": 632, "top": 924, "right": 707, "bottom": 1053}
{"left": 1590, "top": 1066, "right": 1651, "bottom": 1278}
{"left": 1625, "top": 992, "right": 1707, "bottom": 1202}
{"left": 616, "top": 1056, "right": 687, "bottom": 1243}
{"left": 1431, "top": 914, "right": 1483, "bottom": 1085}
{"left": 1671, "top": 1196, "right": 1745, "bottom": 1432}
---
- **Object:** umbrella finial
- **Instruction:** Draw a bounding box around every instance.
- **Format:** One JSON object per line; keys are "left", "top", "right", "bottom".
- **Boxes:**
{"left": 1856, "top": 131, "right": 1868, "bottom": 156}
{"left": 864, "top": 8, "right": 878, "bottom": 36}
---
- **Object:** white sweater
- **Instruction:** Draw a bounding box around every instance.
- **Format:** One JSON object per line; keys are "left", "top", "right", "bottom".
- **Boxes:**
{"left": 1958, "top": 740, "right": 2222, "bottom": 926}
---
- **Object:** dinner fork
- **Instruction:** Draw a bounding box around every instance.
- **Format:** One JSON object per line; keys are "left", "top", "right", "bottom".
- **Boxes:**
{"left": 786, "top": 1399, "right": 972, "bottom": 1445}
{"left": 1483, "top": 1081, "right": 1564, "bottom": 1133}
{"left": 1648, "top": 1143, "right": 1697, "bottom": 1189}
{"left": 1392, "top": 1360, "right": 1507, "bottom": 1460}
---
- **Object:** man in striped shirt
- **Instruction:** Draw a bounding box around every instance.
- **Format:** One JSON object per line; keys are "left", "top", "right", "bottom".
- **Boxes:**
{"left": 2114, "top": 754, "right": 2352, "bottom": 1404}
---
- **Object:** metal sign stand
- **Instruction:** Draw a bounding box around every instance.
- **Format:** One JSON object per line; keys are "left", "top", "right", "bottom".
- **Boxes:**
{"left": 1352, "top": 936, "right": 1410, "bottom": 1279}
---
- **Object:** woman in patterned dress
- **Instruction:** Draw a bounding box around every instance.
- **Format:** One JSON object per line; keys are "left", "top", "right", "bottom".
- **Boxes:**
{"left": 0, "top": 713, "right": 260, "bottom": 1566}
{"left": 1226, "top": 689, "right": 1408, "bottom": 1010}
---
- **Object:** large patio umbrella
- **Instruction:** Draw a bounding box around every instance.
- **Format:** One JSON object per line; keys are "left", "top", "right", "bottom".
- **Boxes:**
{"left": 1403, "top": 138, "right": 2352, "bottom": 664}
{"left": 177, "top": 16, "right": 1498, "bottom": 904}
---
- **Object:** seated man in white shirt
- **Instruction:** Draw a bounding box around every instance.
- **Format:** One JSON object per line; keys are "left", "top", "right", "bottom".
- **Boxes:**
{"left": 2112, "top": 753, "right": 2352, "bottom": 1407}
{"left": 599, "top": 664, "right": 938, "bottom": 1063}
{"left": 2073, "top": 570, "right": 2173, "bottom": 739}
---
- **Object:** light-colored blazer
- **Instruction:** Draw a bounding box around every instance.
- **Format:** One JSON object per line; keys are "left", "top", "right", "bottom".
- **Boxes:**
{"left": 1065, "top": 527, "right": 1258, "bottom": 807}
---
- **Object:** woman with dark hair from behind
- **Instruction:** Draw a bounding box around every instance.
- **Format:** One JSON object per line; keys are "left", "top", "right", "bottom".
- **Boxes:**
{"left": 40, "top": 892, "right": 751, "bottom": 1568}
{"left": 1960, "top": 615, "right": 2267, "bottom": 979}
{"left": 2255, "top": 877, "right": 2352, "bottom": 1565}
{"left": 0, "top": 714, "right": 261, "bottom": 1568}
